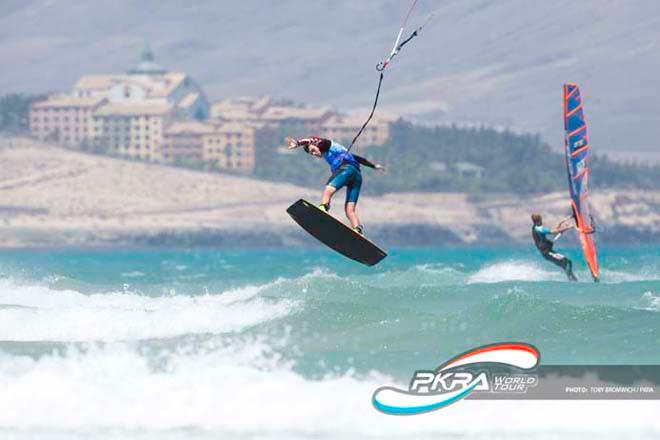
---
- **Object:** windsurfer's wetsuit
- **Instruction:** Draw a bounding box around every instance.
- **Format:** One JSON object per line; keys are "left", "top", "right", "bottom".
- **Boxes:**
{"left": 532, "top": 225, "right": 577, "bottom": 281}
{"left": 296, "top": 137, "right": 377, "bottom": 204}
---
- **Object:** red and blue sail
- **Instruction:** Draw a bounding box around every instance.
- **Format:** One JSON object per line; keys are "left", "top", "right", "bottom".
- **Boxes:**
{"left": 563, "top": 83, "right": 599, "bottom": 282}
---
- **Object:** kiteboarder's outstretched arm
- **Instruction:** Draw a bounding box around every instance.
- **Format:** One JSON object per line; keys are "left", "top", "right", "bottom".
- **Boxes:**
{"left": 354, "top": 154, "right": 385, "bottom": 171}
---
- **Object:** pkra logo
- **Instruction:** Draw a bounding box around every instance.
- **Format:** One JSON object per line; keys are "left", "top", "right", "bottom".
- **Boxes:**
{"left": 372, "top": 342, "right": 540, "bottom": 415}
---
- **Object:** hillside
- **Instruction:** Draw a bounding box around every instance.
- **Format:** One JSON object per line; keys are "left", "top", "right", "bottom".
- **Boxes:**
{"left": 1, "top": 137, "right": 659, "bottom": 248}
{"left": 2, "top": 1, "right": 660, "bottom": 153}
{"left": 257, "top": 121, "right": 660, "bottom": 194}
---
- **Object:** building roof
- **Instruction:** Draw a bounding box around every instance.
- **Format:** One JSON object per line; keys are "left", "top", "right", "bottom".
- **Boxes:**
{"left": 250, "top": 96, "right": 272, "bottom": 113}
{"left": 260, "top": 105, "right": 332, "bottom": 121}
{"left": 209, "top": 122, "right": 257, "bottom": 134}
{"left": 147, "top": 73, "right": 187, "bottom": 98}
{"left": 211, "top": 109, "right": 258, "bottom": 121}
{"left": 210, "top": 99, "right": 255, "bottom": 117}
{"left": 95, "top": 103, "right": 173, "bottom": 116}
{"left": 73, "top": 75, "right": 118, "bottom": 90}
{"left": 74, "top": 73, "right": 187, "bottom": 99}
{"left": 321, "top": 113, "right": 391, "bottom": 128}
{"left": 32, "top": 96, "right": 107, "bottom": 109}
{"left": 165, "top": 121, "right": 214, "bottom": 135}
{"left": 177, "top": 93, "right": 201, "bottom": 108}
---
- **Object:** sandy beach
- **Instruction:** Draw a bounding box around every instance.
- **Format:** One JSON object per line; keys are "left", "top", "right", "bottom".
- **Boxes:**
{"left": 1, "top": 136, "right": 659, "bottom": 248}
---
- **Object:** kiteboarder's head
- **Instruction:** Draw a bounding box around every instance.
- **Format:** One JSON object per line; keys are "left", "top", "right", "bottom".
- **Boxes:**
{"left": 286, "top": 136, "right": 331, "bottom": 157}
{"left": 531, "top": 213, "right": 542, "bottom": 226}
{"left": 303, "top": 138, "right": 331, "bottom": 157}
{"left": 304, "top": 144, "right": 323, "bottom": 157}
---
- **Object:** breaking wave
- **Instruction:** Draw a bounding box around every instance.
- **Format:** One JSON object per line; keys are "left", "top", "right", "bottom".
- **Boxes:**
{"left": 467, "top": 261, "right": 561, "bottom": 284}
{"left": 0, "top": 341, "right": 658, "bottom": 437}
{"left": 0, "top": 279, "right": 296, "bottom": 342}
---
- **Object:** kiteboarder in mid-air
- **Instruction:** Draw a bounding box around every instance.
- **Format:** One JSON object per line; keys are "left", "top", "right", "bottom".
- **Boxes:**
{"left": 286, "top": 136, "right": 384, "bottom": 235}
{"left": 531, "top": 213, "right": 578, "bottom": 281}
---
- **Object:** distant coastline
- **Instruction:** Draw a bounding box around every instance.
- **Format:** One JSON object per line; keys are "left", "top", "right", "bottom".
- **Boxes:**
{"left": 1, "top": 137, "right": 659, "bottom": 249}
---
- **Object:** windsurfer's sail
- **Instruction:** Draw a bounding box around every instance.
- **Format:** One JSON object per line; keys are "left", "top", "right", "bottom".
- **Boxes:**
{"left": 563, "top": 83, "right": 599, "bottom": 282}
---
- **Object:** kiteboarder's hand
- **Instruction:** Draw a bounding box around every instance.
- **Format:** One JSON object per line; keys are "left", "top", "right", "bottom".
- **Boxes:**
{"left": 374, "top": 164, "right": 385, "bottom": 172}
{"left": 285, "top": 137, "right": 299, "bottom": 149}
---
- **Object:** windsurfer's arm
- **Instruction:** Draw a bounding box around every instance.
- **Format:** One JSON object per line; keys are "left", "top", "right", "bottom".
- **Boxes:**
{"left": 354, "top": 154, "right": 385, "bottom": 171}
{"left": 557, "top": 216, "right": 574, "bottom": 226}
{"left": 551, "top": 223, "right": 576, "bottom": 235}
{"left": 550, "top": 216, "right": 576, "bottom": 234}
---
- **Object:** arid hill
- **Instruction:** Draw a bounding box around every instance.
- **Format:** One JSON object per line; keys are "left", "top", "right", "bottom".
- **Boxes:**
{"left": 1, "top": 137, "right": 658, "bottom": 248}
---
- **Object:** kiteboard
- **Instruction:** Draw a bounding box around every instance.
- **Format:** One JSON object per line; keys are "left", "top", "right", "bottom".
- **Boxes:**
{"left": 286, "top": 199, "right": 387, "bottom": 266}
{"left": 563, "top": 83, "right": 599, "bottom": 282}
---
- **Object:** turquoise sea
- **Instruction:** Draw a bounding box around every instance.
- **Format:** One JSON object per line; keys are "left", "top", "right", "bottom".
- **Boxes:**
{"left": 0, "top": 246, "right": 659, "bottom": 439}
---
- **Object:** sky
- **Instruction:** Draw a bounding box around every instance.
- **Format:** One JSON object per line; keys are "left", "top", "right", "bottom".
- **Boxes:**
{"left": 2, "top": 0, "right": 660, "bottom": 152}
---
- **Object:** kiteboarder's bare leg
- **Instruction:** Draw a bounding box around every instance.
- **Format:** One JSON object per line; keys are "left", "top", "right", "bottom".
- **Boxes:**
{"left": 345, "top": 202, "right": 361, "bottom": 231}
{"left": 319, "top": 185, "right": 336, "bottom": 212}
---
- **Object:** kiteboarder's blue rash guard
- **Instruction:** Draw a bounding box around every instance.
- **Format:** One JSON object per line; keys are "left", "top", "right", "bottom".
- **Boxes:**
{"left": 296, "top": 137, "right": 377, "bottom": 173}
{"left": 324, "top": 141, "right": 360, "bottom": 173}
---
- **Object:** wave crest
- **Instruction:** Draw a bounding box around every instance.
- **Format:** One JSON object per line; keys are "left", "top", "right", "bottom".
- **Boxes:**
{"left": 467, "top": 261, "right": 561, "bottom": 284}
{"left": 0, "top": 279, "right": 296, "bottom": 342}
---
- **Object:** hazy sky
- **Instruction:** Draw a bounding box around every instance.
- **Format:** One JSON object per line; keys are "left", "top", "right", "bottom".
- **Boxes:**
{"left": 2, "top": 0, "right": 660, "bottom": 151}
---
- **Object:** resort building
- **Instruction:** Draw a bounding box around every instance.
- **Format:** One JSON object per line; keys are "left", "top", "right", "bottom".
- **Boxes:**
{"left": 210, "top": 96, "right": 271, "bottom": 123}
{"left": 211, "top": 98, "right": 392, "bottom": 147}
{"left": 93, "top": 103, "right": 173, "bottom": 162}
{"left": 319, "top": 114, "right": 391, "bottom": 147}
{"left": 29, "top": 41, "right": 209, "bottom": 160}
{"left": 28, "top": 41, "right": 392, "bottom": 173}
{"left": 202, "top": 122, "right": 260, "bottom": 173}
{"left": 161, "top": 121, "right": 214, "bottom": 165}
{"left": 29, "top": 96, "right": 107, "bottom": 148}
{"left": 161, "top": 120, "right": 267, "bottom": 173}
{"left": 72, "top": 42, "right": 209, "bottom": 120}
{"left": 210, "top": 97, "right": 337, "bottom": 139}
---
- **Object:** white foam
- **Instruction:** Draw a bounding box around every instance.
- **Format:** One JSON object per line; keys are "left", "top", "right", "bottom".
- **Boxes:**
{"left": 0, "top": 279, "right": 296, "bottom": 342}
{"left": 415, "top": 264, "right": 463, "bottom": 275}
{"left": 599, "top": 269, "right": 660, "bottom": 284}
{"left": 0, "top": 343, "right": 658, "bottom": 437}
{"left": 641, "top": 292, "right": 660, "bottom": 311}
{"left": 120, "top": 271, "right": 146, "bottom": 278}
{"left": 300, "top": 266, "right": 340, "bottom": 280}
{"left": 467, "top": 260, "right": 561, "bottom": 284}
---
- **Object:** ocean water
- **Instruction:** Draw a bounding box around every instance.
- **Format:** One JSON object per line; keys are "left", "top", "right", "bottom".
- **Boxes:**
{"left": 0, "top": 247, "right": 659, "bottom": 439}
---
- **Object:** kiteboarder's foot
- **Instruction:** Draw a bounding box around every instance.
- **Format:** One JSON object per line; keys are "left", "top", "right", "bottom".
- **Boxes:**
{"left": 318, "top": 203, "right": 330, "bottom": 213}
{"left": 353, "top": 225, "right": 364, "bottom": 235}
{"left": 568, "top": 271, "right": 578, "bottom": 282}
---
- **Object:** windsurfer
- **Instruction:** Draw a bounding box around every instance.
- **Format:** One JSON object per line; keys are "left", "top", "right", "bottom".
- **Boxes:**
{"left": 531, "top": 213, "right": 578, "bottom": 281}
